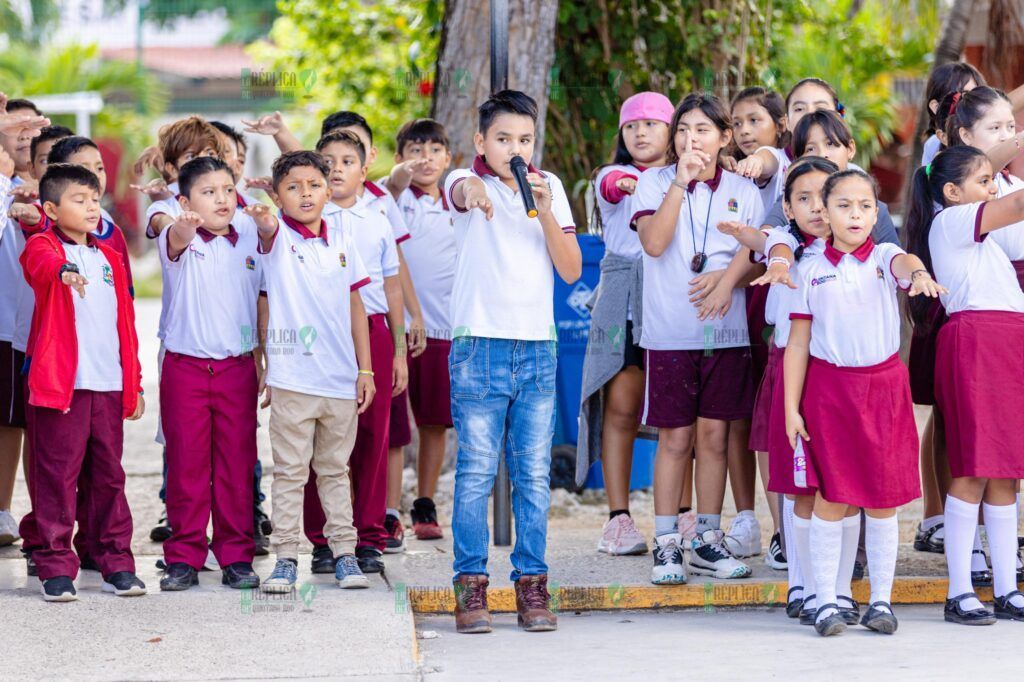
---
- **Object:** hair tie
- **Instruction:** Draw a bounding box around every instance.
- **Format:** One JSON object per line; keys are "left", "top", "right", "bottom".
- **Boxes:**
{"left": 836, "top": 101, "right": 846, "bottom": 118}
{"left": 949, "top": 92, "right": 962, "bottom": 116}
{"left": 925, "top": 163, "right": 933, "bottom": 178}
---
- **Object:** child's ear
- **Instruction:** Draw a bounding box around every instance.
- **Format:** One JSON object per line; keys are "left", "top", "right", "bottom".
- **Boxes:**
{"left": 164, "top": 161, "right": 178, "bottom": 181}
{"left": 782, "top": 200, "right": 795, "bottom": 222}
{"left": 41, "top": 200, "right": 59, "bottom": 221}
{"left": 177, "top": 195, "right": 190, "bottom": 212}
{"left": 720, "top": 127, "right": 734, "bottom": 148}
{"left": 928, "top": 99, "right": 939, "bottom": 115}
{"left": 777, "top": 116, "right": 788, "bottom": 138}
{"left": 846, "top": 138, "right": 857, "bottom": 162}
{"left": 957, "top": 126, "right": 971, "bottom": 146}
{"left": 936, "top": 130, "right": 948, "bottom": 146}
{"left": 368, "top": 146, "right": 378, "bottom": 166}
{"left": 359, "top": 164, "right": 368, "bottom": 181}
{"left": 473, "top": 131, "right": 485, "bottom": 156}
{"left": 942, "top": 181, "right": 961, "bottom": 205}
{"left": 444, "top": 149, "right": 453, "bottom": 169}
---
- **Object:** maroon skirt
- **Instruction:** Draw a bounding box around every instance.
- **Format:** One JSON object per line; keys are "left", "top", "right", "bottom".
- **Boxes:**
{"left": 801, "top": 354, "right": 920, "bottom": 508}
{"left": 935, "top": 310, "right": 1024, "bottom": 479}
{"left": 766, "top": 344, "right": 818, "bottom": 496}
{"left": 907, "top": 298, "right": 947, "bottom": 406}
{"left": 749, "top": 343, "right": 783, "bottom": 452}
{"left": 746, "top": 284, "right": 771, "bottom": 389}
{"left": 1012, "top": 260, "right": 1024, "bottom": 291}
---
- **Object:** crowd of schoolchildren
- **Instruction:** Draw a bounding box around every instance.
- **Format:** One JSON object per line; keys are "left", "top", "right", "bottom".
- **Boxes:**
{"left": 0, "top": 60, "right": 1023, "bottom": 637}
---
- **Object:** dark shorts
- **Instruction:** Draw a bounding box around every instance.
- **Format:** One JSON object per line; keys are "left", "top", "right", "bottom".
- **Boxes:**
{"left": 409, "top": 337, "right": 453, "bottom": 428}
{"left": 389, "top": 389, "right": 412, "bottom": 448}
{"left": 641, "top": 346, "right": 754, "bottom": 428}
{"left": 623, "top": 320, "right": 645, "bottom": 370}
{"left": 0, "top": 341, "right": 26, "bottom": 429}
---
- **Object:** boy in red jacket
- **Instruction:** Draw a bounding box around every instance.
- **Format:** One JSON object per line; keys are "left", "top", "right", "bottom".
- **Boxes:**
{"left": 20, "top": 163, "right": 145, "bottom": 602}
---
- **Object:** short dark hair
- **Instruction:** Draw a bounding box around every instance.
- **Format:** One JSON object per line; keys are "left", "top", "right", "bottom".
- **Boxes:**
{"left": 39, "top": 163, "right": 101, "bottom": 206}
{"left": 666, "top": 92, "right": 732, "bottom": 165}
{"left": 6, "top": 98, "right": 41, "bottom": 116}
{"left": 30, "top": 125, "right": 74, "bottom": 162}
{"left": 178, "top": 156, "right": 234, "bottom": 199}
{"left": 47, "top": 136, "right": 99, "bottom": 165}
{"left": 945, "top": 86, "right": 1012, "bottom": 147}
{"left": 271, "top": 150, "right": 330, "bottom": 190}
{"left": 315, "top": 130, "right": 366, "bottom": 165}
{"left": 924, "top": 61, "right": 985, "bottom": 135}
{"left": 395, "top": 118, "right": 449, "bottom": 155}
{"left": 730, "top": 86, "right": 789, "bottom": 157}
{"left": 785, "top": 78, "right": 842, "bottom": 114}
{"left": 792, "top": 110, "right": 854, "bottom": 157}
{"left": 210, "top": 120, "right": 247, "bottom": 151}
{"left": 321, "top": 111, "right": 372, "bottom": 144}
{"left": 821, "top": 168, "right": 878, "bottom": 206}
{"left": 478, "top": 89, "right": 538, "bottom": 135}
{"left": 783, "top": 156, "right": 839, "bottom": 204}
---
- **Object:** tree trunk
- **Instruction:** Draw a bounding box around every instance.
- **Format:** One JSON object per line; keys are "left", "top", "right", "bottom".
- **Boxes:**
{"left": 431, "top": 0, "right": 559, "bottom": 169}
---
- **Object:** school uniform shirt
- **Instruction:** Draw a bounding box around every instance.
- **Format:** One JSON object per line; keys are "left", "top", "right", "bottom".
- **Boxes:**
{"left": 763, "top": 227, "right": 825, "bottom": 348}
{"left": 157, "top": 218, "right": 263, "bottom": 359}
{"left": 755, "top": 147, "right": 791, "bottom": 212}
{"left": 147, "top": 182, "right": 183, "bottom": 341}
{"left": 396, "top": 185, "right": 456, "bottom": 339}
{"left": 789, "top": 239, "right": 909, "bottom": 367}
{"left": 630, "top": 165, "right": 765, "bottom": 350}
{"left": 595, "top": 164, "right": 646, "bottom": 259}
{"left": 259, "top": 215, "right": 371, "bottom": 400}
{"left": 921, "top": 134, "right": 942, "bottom": 167}
{"left": 325, "top": 195, "right": 400, "bottom": 316}
{"left": 989, "top": 171, "right": 1024, "bottom": 260}
{"left": 61, "top": 240, "right": 124, "bottom": 391}
{"left": 761, "top": 193, "right": 900, "bottom": 246}
{"left": 324, "top": 180, "right": 411, "bottom": 245}
{"left": 0, "top": 175, "right": 22, "bottom": 344}
{"left": 444, "top": 155, "right": 576, "bottom": 341}
{"left": 928, "top": 202, "right": 1024, "bottom": 314}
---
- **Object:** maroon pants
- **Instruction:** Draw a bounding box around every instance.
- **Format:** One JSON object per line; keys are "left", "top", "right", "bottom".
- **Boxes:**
{"left": 161, "top": 351, "right": 257, "bottom": 569}
{"left": 304, "top": 314, "right": 394, "bottom": 551}
{"left": 27, "top": 390, "right": 134, "bottom": 580}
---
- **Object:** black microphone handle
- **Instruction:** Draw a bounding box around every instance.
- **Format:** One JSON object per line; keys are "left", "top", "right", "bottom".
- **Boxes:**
{"left": 511, "top": 158, "right": 539, "bottom": 218}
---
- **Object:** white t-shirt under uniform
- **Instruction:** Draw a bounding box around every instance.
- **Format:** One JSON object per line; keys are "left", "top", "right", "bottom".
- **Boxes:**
{"left": 63, "top": 240, "right": 123, "bottom": 391}
{"left": 397, "top": 186, "right": 456, "bottom": 339}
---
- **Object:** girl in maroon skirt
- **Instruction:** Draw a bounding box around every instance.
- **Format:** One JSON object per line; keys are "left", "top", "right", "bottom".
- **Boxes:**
{"left": 785, "top": 169, "right": 945, "bottom": 637}
{"left": 905, "top": 145, "right": 1024, "bottom": 626}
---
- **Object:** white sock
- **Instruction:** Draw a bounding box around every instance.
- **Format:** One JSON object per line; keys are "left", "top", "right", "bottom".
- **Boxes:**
{"left": 971, "top": 526, "right": 988, "bottom": 571}
{"left": 983, "top": 502, "right": 1024, "bottom": 607}
{"left": 810, "top": 514, "right": 843, "bottom": 619}
{"left": 945, "top": 495, "right": 983, "bottom": 610}
{"left": 386, "top": 507, "right": 401, "bottom": 519}
{"left": 794, "top": 515, "right": 815, "bottom": 609}
{"left": 865, "top": 514, "right": 899, "bottom": 606}
{"left": 921, "top": 514, "right": 943, "bottom": 532}
{"left": 783, "top": 498, "right": 802, "bottom": 594}
{"left": 836, "top": 514, "right": 859, "bottom": 599}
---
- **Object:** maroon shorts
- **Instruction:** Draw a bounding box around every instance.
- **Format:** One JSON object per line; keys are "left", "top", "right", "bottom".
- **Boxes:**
{"left": 408, "top": 338, "right": 453, "bottom": 428}
{"left": 641, "top": 347, "right": 754, "bottom": 428}
{"left": 0, "top": 341, "right": 26, "bottom": 429}
{"left": 746, "top": 285, "right": 771, "bottom": 389}
{"left": 749, "top": 343, "right": 783, "bottom": 452}
{"left": 389, "top": 390, "right": 412, "bottom": 447}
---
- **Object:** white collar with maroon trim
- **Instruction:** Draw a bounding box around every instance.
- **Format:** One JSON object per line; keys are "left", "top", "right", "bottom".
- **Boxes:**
{"left": 281, "top": 213, "right": 329, "bottom": 244}
{"left": 197, "top": 224, "right": 239, "bottom": 246}
{"left": 471, "top": 154, "right": 542, "bottom": 178}
{"left": 54, "top": 226, "right": 99, "bottom": 249}
{"left": 687, "top": 164, "right": 723, "bottom": 193}
{"left": 823, "top": 236, "right": 874, "bottom": 266}
{"left": 409, "top": 184, "right": 449, "bottom": 210}
{"left": 363, "top": 179, "right": 386, "bottom": 198}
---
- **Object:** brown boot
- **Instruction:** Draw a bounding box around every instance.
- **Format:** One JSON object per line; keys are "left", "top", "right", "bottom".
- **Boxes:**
{"left": 454, "top": 574, "right": 492, "bottom": 634}
{"left": 515, "top": 575, "right": 557, "bottom": 631}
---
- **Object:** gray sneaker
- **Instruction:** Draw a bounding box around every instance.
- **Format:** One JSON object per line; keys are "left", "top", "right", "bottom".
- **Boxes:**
{"left": 336, "top": 554, "right": 370, "bottom": 589}
{"left": 262, "top": 559, "right": 297, "bottom": 593}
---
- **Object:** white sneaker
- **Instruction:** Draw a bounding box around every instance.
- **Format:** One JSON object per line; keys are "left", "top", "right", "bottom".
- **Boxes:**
{"left": 650, "top": 533, "right": 687, "bottom": 585}
{"left": 597, "top": 514, "right": 648, "bottom": 555}
{"left": 0, "top": 510, "right": 20, "bottom": 547}
{"left": 689, "top": 529, "right": 753, "bottom": 579}
{"left": 723, "top": 510, "right": 762, "bottom": 558}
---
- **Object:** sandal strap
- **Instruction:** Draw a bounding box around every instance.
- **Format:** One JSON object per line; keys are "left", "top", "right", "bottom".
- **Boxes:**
{"left": 836, "top": 594, "right": 858, "bottom": 607}
{"left": 868, "top": 600, "right": 892, "bottom": 608}
{"left": 922, "top": 522, "right": 943, "bottom": 540}
{"left": 787, "top": 586, "right": 803, "bottom": 599}
{"left": 997, "top": 589, "right": 1024, "bottom": 601}
{"left": 949, "top": 591, "right": 981, "bottom": 602}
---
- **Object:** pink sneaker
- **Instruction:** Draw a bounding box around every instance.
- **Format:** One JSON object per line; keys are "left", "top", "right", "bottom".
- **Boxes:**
{"left": 597, "top": 514, "right": 648, "bottom": 555}
{"left": 677, "top": 510, "right": 697, "bottom": 543}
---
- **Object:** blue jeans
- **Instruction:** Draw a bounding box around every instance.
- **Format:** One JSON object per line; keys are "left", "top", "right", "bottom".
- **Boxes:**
{"left": 449, "top": 336, "right": 557, "bottom": 581}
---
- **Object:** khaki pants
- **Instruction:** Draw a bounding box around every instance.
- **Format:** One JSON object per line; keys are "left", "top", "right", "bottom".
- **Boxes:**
{"left": 268, "top": 387, "right": 358, "bottom": 560}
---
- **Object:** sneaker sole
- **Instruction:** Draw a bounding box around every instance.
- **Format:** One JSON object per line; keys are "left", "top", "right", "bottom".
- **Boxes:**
{"left": 261, "top": 582, "right": 296, "bottom": 593}
{"left": 650, "top": 571, "right": 687, "bottom": 585}
{"left": 337, "top": 577, "right": 370, "bottom": 589}
{"left": 383, "top": 543, "right": 406, "bottom": 554}
{"left": 764, "top": 555, "right": 787, "bottom": 570}
{"left": 414, "top": 529, "right": 444, "bottom": 541}
{"left": 222, "top": 576, "right": 260, "bottom": 589}
{"left": 598, "top": 541, "right": 648, "bottom": 556}
{"left": 688, "top": 562, "right": 752, "bottom": 580}
{"left": 41, "top": 591, "right": 77, "bottom": 602}
{"left": 102, "top": 582, "right": 147, "bottom": 597}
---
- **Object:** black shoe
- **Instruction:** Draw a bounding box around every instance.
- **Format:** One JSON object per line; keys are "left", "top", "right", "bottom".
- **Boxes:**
{"left": 971, "top": 550, "right": 993, "bottom": 586}
{"left": 913, "top": 522, "right": 944, "bottom": 553}
{"left": 41, "top": 576, "right": 77, "bottom": 602}
{"left": 994, "top": 590, "right": 1024, "bottom": 621}
{"left": 786, "top": 587, "right": 804, "bottom": 619}
{"left": 222, "top": 562, "right": 260, "bottom": 589}
{"left": 814, "top": 604, "right": 847, "bottom": 636}
{"left": 23, "top": 549, "right": 36, "bottom": 577}
{"left": 254, "top": 503, "right": 272, "bottom": 537}
{"left": 798, "top": 594, "right": 817, "bottom": 626}
{"left": 102, "top": 571, "right": 147, "bottom": 597}
{"left": 150, "top": 512, "right": 173, "bottom": 543}
{"left": 310, "top": 545, "right": 336, "bottom": 574}
{"left": 79, "top": 556, "right": 100, "bottom": 572}
{"left": 159, "top": 562, "right": 199, "bottom": 591}
{"left": 765, "top": 531, "right": 786, "bottom": 570}
{"left": 860, "top": 601, "right": 898, "bottom": 633}
{"left": 837, "top": 595, "right": 861, "bottom": 625}
{"left": 356, "top": 546, "right": 384, "bottom": 574}
{"left": 944, "top": 592, "right": 996, "bottom": 625}
{"left": 852, "top": 560, "right": 865, "bottom": 580}
{"left": 384, "top": 513, "right": 406, "bottom": 554}
{"left": 253, "top": 521, "right": 270, "bottom": 557}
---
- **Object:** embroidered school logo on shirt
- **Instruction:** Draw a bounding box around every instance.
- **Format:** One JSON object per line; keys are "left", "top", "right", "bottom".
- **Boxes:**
{"left": 290, "top": 244, "right": 305, "bottom": 263}
{"left": 245, "top": 255, "right": 256, "bottom": 271}
{"left": 339, "top": 252, "right": 347, "bottom": 267}
{"left": 727, "top": 198, "right": 738, "bottom": 213}
{"left": 102, "top": 264, "right": 114, "bottom": 286}
{"left": 811, "top": 274, "right": 837, "bottom": 287}
{"left": 188, "top": 244, "right": 206, "bottom": 259}
{"left": 876, "top": 266, "right": 884, "bottom": 280}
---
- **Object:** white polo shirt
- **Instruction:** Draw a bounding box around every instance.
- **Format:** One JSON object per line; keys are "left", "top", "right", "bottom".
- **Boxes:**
{"left": 0, "top": 175, "right": 22, "bottom": 344}
{"left": 756, "top": 147, "right": 791, "bottom": 212}
{"left": 630, "top": 165, "right": 765, "bottom": 350}
{"left": 397, "top": 186, "right": 456, "bottom": 339}
{"left": 989, "top": 171, "right": 1024, "bottom": 260}
{"left": 790, "top": 239, "right": 908, "bottom": 367}
{"left": 928, "top": 202, "right": 1024, "bottom": 314}
{"left": 764, "top": 227, "right": 824, "bottom": 348}
{"left": 325, "top": 195, "right": 400, "bottom": 316}
{"left": 444, "top": 155, "right": 575, "bottom": 341}
{"left": 158, "top": 218, "right": 263, "bottom": 359}
{"left": 147, "top": 182, "right": 183, "bottom": 341}
{"left": 595, "top": 164, "right": 646, "bottom": 260}
{"left": 61, "top": 236, "right": 123, "bottom": 391}
{"left": 260, "top": 215, "right": 370, "bottom": 400}
{"left": 324, "top": 180, "right": 411, "bottom": 245}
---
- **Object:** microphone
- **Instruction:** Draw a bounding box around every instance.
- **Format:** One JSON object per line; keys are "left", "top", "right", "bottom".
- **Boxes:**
{"left": 510, "top": 155, "right": 538, "bottom": 218}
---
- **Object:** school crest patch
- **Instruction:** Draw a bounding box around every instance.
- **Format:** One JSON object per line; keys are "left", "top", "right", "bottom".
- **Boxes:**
{"left": 245, "top": 255, "right": 256, "bottom": 271}
{"left": 339, "top": 252, "right": 347, "bottom": 268}
{"left": 102, "top": 264, "right": 114, "bottom": 286}
{"left": 727, "top": 198, "right": 738, "bottom": 213}
{"left": 876, "top": 266, "right": 884, "bottom": 280}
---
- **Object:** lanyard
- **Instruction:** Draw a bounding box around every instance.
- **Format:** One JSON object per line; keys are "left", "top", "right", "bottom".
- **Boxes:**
{"left": 686, "top": 183, "right": 715, "bottom": 272}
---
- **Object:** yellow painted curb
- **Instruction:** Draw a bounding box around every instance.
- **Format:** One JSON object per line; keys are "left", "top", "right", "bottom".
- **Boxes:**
{"left": 406, "top": 577, "right": 987, "bottom": 614}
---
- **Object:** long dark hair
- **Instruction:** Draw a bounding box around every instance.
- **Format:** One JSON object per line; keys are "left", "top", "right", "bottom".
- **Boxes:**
{"left": 923, "top": 61, "right": 985, "bottom": 136}
{"left": 945, "top": 86, "right": 1012, "bottom": 147}
{"left": 666, "top": 92, "right": 732, "bottom": 165}
{"left": 782, "top": 156, "right": 839, "bottom": 260}
{"left": 730, "top": 86, "right": 789, "bottom": 159}
{"left": 792, "top": 110, "right": 853, "bottom": 157}
{"left": 903, "top": 146, "right": 989, "bottom": 328}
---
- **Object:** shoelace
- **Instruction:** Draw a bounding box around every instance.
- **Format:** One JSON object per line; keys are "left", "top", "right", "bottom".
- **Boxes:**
{"left": 655, "top": 540, "right": 681, "bottom": 564}
{"left": 272, "top": 561, "right": 296, "bottom": 579}
{"left": 519, "top": 579, "right": 550, "bottom": 609}
{"left": 339, "top": 555, "right": 361, "bottom": 575}
{"left": 457, "top": 582, "right": 488, "bottom": 611}
{"left": 698, "top": 533, "right": 733, "bottom": 561}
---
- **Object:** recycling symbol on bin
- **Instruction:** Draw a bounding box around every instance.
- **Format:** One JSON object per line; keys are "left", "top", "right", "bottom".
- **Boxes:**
{"left": 567, "top": 281, "right": 593, "bottom": 320}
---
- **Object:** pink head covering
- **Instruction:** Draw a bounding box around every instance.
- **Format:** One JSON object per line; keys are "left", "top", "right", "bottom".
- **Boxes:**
{"left": 619, "top": 92, "right": 674, "bottom": 129}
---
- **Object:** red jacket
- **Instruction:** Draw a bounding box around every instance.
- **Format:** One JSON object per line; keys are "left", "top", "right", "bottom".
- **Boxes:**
{"left": 20, "top": 228, "right": 141, "bottom": 417}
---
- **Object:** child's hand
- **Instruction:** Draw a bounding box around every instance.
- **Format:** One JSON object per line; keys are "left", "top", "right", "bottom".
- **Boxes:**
{"left": 9, "top": 182, "right": 37, "bottom": 203}
{"left": 241, "top": 111, "right": 285, "bottom": 137}
{"left": 130, "top": 178, "right": 172, "bottom": 201}
{"left": 8, "top": 202, "right": 40, "bottom": 225}
{"left": 132, "top": 146, "right": 163, "bottom": 177}
{"left": 0, "top": 112, "right": 49, "bottom": 137}
{"left": 62, "top": 269, "right": 88, "bottom": 298}
{"left": 397, "top": 158, "right": 431, "bottom": 179}
{"left": 716, "top": 220, "right": 750, "bottom": 239}
{"left": 259, "top": 375, "right": 271, "bottom": 408}
{"left": 786, "top": 411, "right": 810, "bottom": 448}
{"left": 128, "top": 395, "right": 145, "bottom": 421}
{"left": 526, "top": 172, "right": 552, "bottom": 215}
{"left": 392, "top": 356, "right": 408, "bottom": 397}
{"left": 908, "top": 271, "right": 948, "bottom": 298}
{"left": 615, "top": 176, "right": 637, "bottom": 195}
{"left": 750, "top": 260, "right": 797, "bottom": 289}
{"left": 409, "top": 316, "right": 427, "bottom": 358}
{"left": 687, "top": 268, "right": 725, "bottom": 304}
{"left": 734, "top": 154, "right": 765, "bottom": 180}
{"left": 464, "top": 184, "right": 493, "bottom": 220}
{"left": 243, "top": 203, "right": 278, "bottom": 232}
{"left": 720, "top": 155, "right": 738, "bottom": 173}
{"left": 697, "top": 281, "right": 733, "bottom": 320}
{"left": 356, "top": 374, "right": 376, "bottom": 414}
{"left": 175, "top": 210, "right": 204, "bottom": 233}
{"left": 244, "top": 176, "right": 274, "bottom": 193}
{"left": 675, "top": 135, "right": 711, "bottom": 186}
{"left": 0, "top": 146, "right": 14, "bottom": 180}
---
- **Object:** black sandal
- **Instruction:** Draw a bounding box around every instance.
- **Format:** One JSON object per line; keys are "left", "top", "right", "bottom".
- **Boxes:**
{"left": 913, "top": 522, "right": 944, "bottom": 554}
{"left": 860, "top": 601, "right": 898, "bottom": 634}
{"left": 786, "top": 586, "right": 804, "bottom": 619}
{"left": 971, "top": 550, "right": 992, "bottom": 587}
{"left": 994, "top": 590, "right": 1024, "bottom": 622}
{"left": 836, "top": 594, "right": 860, "bottom": 625}
{"left": 814, "top": 603, "right": 847, "bottom": 637}
{"left": 944, "top": 592, "right": 996, "bottom": 626}
{"left": 798, "top": 593, "right": 817, "bottom": 626}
